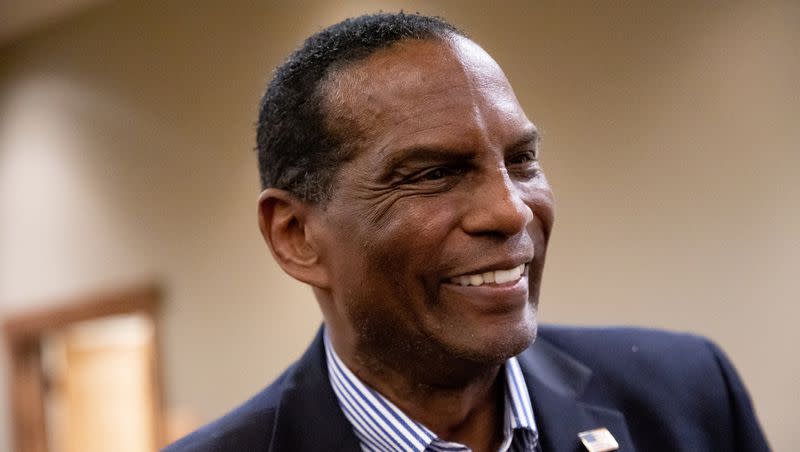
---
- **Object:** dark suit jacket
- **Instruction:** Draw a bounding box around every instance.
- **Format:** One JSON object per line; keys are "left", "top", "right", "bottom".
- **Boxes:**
{"left": 164, "top": 325, "right": 770, "bottom": 451}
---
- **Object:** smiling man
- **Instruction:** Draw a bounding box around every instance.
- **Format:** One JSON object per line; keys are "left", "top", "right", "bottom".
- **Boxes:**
{"left": 165, "top": 12, "right": 769, "bottom": 452}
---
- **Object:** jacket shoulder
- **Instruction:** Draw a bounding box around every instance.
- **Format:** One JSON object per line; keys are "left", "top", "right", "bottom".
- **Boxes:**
{"left": 534, "top": 324, "right": 770, "bottom": 451}
{"left": 536, "top": 324, "right": 714, "bottom": 361}
{"left": 536, "top": 324, "right": 732, "bottom": 406}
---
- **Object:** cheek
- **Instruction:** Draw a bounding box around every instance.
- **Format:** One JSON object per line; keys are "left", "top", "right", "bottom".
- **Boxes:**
{"left": 522, "top": 180, "right": 555, "bottom": 238}
{"left": 347, "top": 200, "right": 462, "bottom": 312}
{"left": 361, "top": 197, "right": 461, "bottom": 261}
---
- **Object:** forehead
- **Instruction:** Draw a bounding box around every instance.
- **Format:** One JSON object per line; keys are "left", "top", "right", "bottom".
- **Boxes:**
{"left": 320, "top": 36, "right": 530, "bottom": 154}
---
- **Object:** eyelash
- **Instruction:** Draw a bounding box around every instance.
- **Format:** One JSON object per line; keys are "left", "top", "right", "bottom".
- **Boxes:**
{"left": 413, "top": 166, "right": 462, "bottom": 182}
{"left": 507, "top": 150, "right": 538, "bottom": 165}
{"left": 402, "top": 151, "right": 539, "bottom": 186}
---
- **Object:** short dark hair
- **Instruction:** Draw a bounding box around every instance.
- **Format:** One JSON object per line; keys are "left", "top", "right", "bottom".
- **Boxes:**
{"left": 256, "top": 12, "right": 463, "bottom": 202}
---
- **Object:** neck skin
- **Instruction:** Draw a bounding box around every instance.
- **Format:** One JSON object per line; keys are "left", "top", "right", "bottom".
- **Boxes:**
{"left": 326, "top": 322, "right": 507, "bottom": 452}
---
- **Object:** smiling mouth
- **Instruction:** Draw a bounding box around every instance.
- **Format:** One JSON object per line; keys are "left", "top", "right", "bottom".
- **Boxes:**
{"left": 448, "top": 263, "right": 527, "bottom": 287}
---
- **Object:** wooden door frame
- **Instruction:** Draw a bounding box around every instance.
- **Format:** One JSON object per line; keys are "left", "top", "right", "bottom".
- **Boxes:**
{"left": 2, "top": 284, "right": 164, "bottom": 452}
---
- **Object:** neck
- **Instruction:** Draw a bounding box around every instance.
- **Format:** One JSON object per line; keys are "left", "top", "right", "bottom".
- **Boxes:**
{"left": 377, "top": 366, "right": 506, "bottom": 452}
{"left": 327, "top": 328, "right": 506, "bottom": 452}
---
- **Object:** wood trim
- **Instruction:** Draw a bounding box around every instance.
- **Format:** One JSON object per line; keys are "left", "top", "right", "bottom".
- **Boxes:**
{"left": 7, "top": 339, "right": 47, "bottom": 452}
{"left": 2, "top": 284, "right": 161, "bottom": 346}
{"left": 149, "top": 303, "right": 167, "bottom": 449}
{"left": 2, "top": 283, "right": 163, "bottom": 452}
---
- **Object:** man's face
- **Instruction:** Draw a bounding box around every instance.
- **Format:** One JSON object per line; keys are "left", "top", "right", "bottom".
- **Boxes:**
{"left": 313, "top": 36, "right": 554, "bottom": 373}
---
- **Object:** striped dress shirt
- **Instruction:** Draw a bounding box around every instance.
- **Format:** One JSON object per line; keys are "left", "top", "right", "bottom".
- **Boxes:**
{"left": 324, "top": 334, "right": 540, "bottom": 452}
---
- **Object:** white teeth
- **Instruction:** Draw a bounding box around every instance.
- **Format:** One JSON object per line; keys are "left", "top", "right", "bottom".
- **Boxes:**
{"left": 494, "top": 266, "right": 521, "bottom": 284}
{"left": 451, "top": 264, "right": 525, "bottom": 287}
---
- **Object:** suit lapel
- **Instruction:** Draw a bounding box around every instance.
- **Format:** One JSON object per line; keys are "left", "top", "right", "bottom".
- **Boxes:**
{"left": 268, "top": 327, "right": 361, "bottom": 452}
{"left": 519, "top": 338, "right": 636, "bottom": 452}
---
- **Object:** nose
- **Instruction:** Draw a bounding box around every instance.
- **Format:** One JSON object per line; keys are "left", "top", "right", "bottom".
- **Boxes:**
{"left": 461, "top": 168, "right": 533, "bottom": 237}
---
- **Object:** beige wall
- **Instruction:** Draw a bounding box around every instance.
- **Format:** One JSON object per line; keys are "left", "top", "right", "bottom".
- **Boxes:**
{"left": 1, "top": 1, "right": 797, "bottom": 450}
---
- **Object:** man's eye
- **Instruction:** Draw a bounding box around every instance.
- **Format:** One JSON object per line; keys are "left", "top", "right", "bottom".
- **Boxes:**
{"left": 508, "top": 151, "right": 538, "bottom": 165}
{"left": 416, "top": 167, "right": 451, "bottom": 181}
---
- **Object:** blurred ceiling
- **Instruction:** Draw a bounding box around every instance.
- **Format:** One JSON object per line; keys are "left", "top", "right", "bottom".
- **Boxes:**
{"left": 0, "top": 0, "right": 107, "bottom": 48}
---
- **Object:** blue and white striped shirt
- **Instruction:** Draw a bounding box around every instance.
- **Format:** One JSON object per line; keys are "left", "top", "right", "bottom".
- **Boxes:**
{"left": 324, "top": 333, "right": 540, "bottom": 452}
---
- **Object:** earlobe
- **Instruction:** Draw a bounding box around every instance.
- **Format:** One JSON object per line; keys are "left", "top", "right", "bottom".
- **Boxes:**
{"left": 257, "top": 189, "right": 331, "bottom": 288}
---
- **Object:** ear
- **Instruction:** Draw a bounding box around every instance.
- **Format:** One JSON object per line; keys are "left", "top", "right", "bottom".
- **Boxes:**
{"left": 257, "top": 188, "right": 331, "bottom": 289}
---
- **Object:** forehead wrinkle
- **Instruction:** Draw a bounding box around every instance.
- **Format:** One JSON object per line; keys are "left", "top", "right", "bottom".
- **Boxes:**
{"left": 372, "top": 64, "right": 490, "bottom": 161}
{"left": 320, "top": 36, "right": 531, "bottom": 175}
{"left": 321, "top": 53, "right": 475, "bottom": 179}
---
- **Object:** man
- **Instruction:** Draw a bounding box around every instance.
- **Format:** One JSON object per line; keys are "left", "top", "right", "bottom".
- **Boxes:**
{"left": 165, "top": 12, "right": 769, "bottom": 452}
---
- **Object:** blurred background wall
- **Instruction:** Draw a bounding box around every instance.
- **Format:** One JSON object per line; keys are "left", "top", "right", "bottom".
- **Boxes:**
{"left": 0, "top": 0, "right": 797, "bottom": 449}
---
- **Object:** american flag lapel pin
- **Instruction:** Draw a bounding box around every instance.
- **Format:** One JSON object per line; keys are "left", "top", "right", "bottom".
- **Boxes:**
{"left": 578, "top": 427, "right": 619, "bottom": 452}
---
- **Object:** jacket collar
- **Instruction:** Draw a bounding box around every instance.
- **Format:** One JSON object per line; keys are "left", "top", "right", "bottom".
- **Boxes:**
{"left": 267, "top": 327, "right": 361, "bottom": 452}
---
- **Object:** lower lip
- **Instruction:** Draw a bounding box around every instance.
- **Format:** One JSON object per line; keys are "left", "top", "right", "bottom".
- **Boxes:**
{"left": 440, "top": 275, "right": 529, "bottom": 312}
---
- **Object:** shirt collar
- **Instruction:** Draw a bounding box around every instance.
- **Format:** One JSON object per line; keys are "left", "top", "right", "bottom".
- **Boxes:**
{"left": 324, "top": 332, "right": 539, "bottom": 451}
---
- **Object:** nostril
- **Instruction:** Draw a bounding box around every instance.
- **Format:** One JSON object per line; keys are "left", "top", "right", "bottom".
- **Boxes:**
{"left": 462, "top": 188, "right": 532, "bottom": 237}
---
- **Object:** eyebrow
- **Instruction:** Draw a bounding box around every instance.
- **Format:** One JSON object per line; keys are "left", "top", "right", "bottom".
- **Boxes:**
{"left": 508, "top": 128, "right": 541, "bottom": 152}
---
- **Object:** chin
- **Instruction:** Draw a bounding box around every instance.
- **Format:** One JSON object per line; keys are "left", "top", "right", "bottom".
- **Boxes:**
{"left": 449, "top": 315, "right": 538, "bottom": 365}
